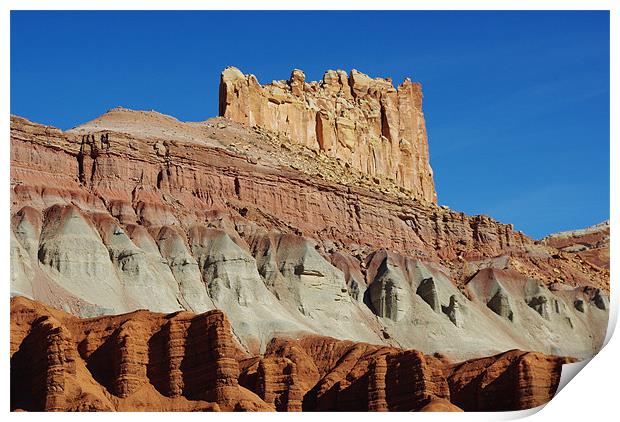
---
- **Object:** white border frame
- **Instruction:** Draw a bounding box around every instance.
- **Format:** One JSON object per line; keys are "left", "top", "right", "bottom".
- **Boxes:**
{"left": 1, "top": 2, "right": 616, "bottom": 420}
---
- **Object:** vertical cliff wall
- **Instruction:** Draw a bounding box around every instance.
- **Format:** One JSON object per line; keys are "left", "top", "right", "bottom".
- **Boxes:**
{"left": 219, "top": 67, "right": 437, "bottom": 203}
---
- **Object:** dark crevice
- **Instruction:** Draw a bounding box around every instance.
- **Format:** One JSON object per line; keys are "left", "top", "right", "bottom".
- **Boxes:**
{"left": 234, "top": 177, "right": 241, "bottom": 199}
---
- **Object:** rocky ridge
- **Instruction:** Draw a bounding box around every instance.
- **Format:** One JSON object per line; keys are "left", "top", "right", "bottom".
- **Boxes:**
{"left": 220, "top": 67, "right": 436, "bottom": 202}
{"left": 10, "top": 297, "right": 572, "bottom": 412}
{"left": 10, "top": 109, "right": 608, "bottom": 361}
{"left": 541, "top": 220, "right": 610, "bottom": 270}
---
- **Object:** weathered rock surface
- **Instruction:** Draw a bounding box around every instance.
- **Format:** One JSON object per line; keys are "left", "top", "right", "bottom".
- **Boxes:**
{"left": 10, "top": 296, "right": 270, "bottom": 411}
{"left": 9, "top": 62, "right": 611, "bottom": 412}
{"left": 541, "top": 220, "right": 610, "bottom": 270}
{"left": 219, "top": 66, "right": 437, "bottom": 202}
{"left": 11, "top": 297, "right": 573, "bottom": 412}
{"left": 9, "top": 110, "right": 609, "bottom": 361}
{"left": 448, "top": 349, "right": 574, "bottom": 411}
{"left": 239, "top": 356, "right": 304, "bottom": 411}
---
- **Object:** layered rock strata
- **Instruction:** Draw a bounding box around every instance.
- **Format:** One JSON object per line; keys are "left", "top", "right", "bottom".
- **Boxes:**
{"left": 219, "top": 67, "right": 436, "bottom": 202}
{"left": 11, "top": 297, "right": 572, "bottom": 412}
{"left": 541, "top": 220, "right": 610, "bottom": 270}
{"left": 9, "top": 112, "right": 609, "bottom": 360}
{"left": 10, "top": 297, "right": 269, "bottom": 411}
{"left": 448, "top": 350, "right": 574, "bottom": 411}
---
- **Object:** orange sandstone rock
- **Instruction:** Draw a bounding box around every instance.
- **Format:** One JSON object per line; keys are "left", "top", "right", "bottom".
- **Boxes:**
{"left": 9, "top": 297, "right": 271, "bottom": 412}
{"left": 448, "top": 349, "right": 575, "bottom": 411}
{"left": 11, "top": 297, "right": 575, "bottom": 412}
{"left": 219, "top": 66, "right": 437, "bottom": 203}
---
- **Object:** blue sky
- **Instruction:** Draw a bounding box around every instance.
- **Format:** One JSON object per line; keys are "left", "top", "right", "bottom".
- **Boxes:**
{"left": 10, "top": 11, "right": 609, "bottom": 239}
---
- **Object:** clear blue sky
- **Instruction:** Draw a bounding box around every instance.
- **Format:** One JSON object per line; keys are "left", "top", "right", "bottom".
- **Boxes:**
{"left": 10, "top": 11, "right": 609, "bottom": 239}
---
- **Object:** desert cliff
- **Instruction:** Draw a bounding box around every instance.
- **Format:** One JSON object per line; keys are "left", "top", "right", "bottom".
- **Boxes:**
{"left": 220, "top": 67, "right": 436, "bottom": 202}
{"left": 9, "top": 66, "right": 610, "bottom": 412}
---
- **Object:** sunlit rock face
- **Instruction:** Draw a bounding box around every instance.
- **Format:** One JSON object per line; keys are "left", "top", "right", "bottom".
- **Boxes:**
{"left": 10, "top": 296, "right": 575, "bottom": 412}
{"left": 10, "top": 80, "right": 608, "bottom": 361}
{"left": 219, "top": 66, "right": 437, "bottom": 203}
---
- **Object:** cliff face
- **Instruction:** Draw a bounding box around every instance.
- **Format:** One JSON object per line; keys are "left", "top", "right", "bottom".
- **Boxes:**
{"left": 448, "top": 349, "right": 573, "bottom": 411}
{"left": 219, "top": 67, "right": 436, "bottom": 202}
{"left": 10, "top": 297, "right": 572, "bottom": 412}
{"left": 9, "top": 63, "right": 610, "bottom": 411}
{"left": 9, "top": 111, "right": 609, "bottom": 362}
{"left": 541, "top": 220, "right": 610, "bottom": 270}
{"left": 10, "top": 297, "right": 269, "bottom": 411}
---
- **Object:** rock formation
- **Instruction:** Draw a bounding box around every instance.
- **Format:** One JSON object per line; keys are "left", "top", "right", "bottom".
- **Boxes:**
{"left": 448, "top": 350, "right": 575, "bottom": 411}
{"left": 11, "top": 297, "right": 572, "bottom": 412}
{"left": 9, "top": 109, "right": 609, "bottom": 361}
{"left": 442, "top": 295, "right": 463, "bottom": 327}
{"left": 541, "top": 220, "right": 610, "bottom": 270}
{"left": 219, "top": 67, "right": 437, "bottom": 202}
{"left": 10, "top": 297, "right": 271, "bottom": 411}
{"left": 9, "top": 66, "right": 610, "bottom": 412}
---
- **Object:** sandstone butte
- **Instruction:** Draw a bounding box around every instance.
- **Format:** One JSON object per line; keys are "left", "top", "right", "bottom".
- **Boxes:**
{"left": 9, "top": 66, "right": 609, "bottom": 412}
{"left": 219, "top": 66, "right": 436, "bottom": 203}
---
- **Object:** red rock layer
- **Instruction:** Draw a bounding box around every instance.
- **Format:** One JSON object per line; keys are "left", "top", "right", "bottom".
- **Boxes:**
{"left": 10, "top": 297, "right": 270, "bottom": 412}
{"left": 418, "top": 397, "right": 464, "bottom": 412}
{"left": 541, "top": 221, "right": 610, "bottom": 270}
{"left": 448, "top": 349, "right": 575, "bottom": 411}
{"left": 240, "top": 357, "right": 304, "bottom": 411}
{"left": 9, "top": 115, "right": 538, "bottom": 267}
{"left": 11, "top": 297, "right": 573, "bottom": 412}
{"left": 289, "top": 337, "right": 451, "bottom": 411}
{"left": 10, "top": 315, "right": 76, "bottom": 411}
